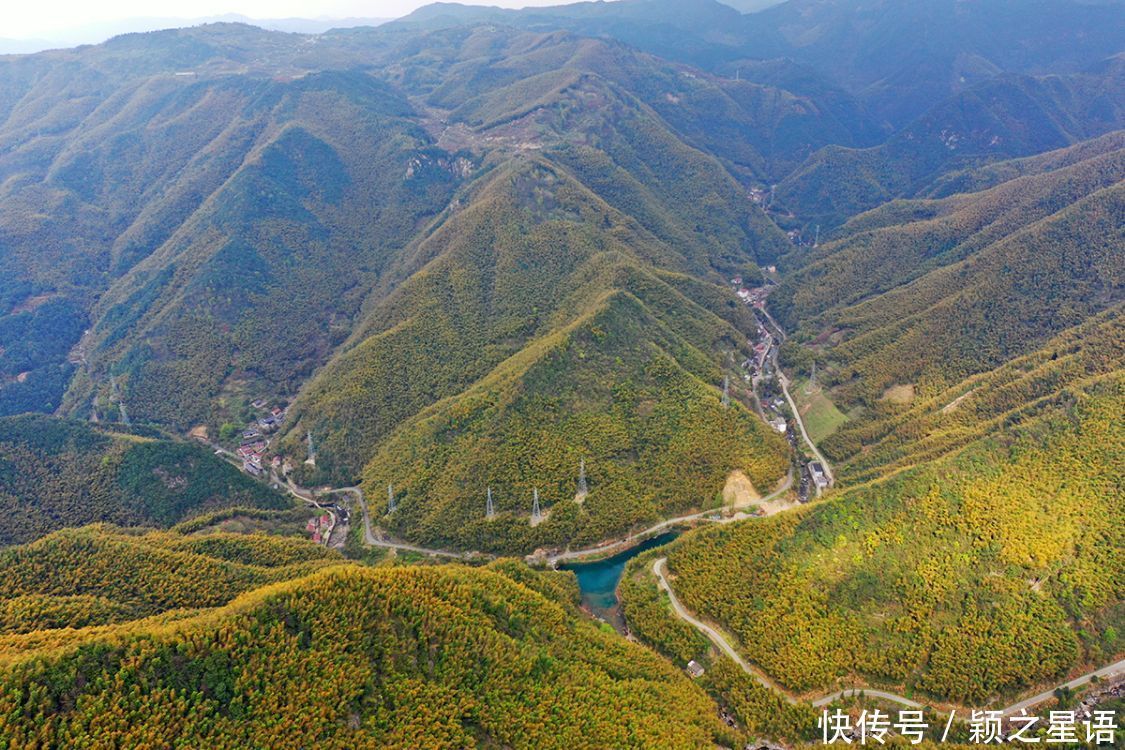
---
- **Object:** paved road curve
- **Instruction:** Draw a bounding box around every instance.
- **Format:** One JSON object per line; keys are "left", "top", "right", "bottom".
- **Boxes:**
{"left": 547, "top": 473, "right": 794, "bottom": 566}
{"left": 321, "top": 486, "right": 470, "bottom": 560}
{"left": 1000, "top": 658, "right": 1125, "bottom": 716}
{"left": 653, "top": 557, "right": 797, "bottom": 702}
{"left": 654, "top": 555, "right": 1124, "bottom": 714}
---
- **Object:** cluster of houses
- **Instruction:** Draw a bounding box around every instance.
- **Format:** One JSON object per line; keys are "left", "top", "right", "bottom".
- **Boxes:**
{"left": 237, "top": 400, "right": 288, "bottom": 476}
{"left": 305, "top": 513, "right": 333, "bottom": 545}
{"left": 735, "top": 284, "right": 770, "bottom": 311}
{"left": 731, "top": 276, "right": 836, "bottom": 505}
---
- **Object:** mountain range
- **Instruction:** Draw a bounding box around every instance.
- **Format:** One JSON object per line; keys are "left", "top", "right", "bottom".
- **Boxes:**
{"left": 0, "top": 0, "right": 1120, "bottom": 744}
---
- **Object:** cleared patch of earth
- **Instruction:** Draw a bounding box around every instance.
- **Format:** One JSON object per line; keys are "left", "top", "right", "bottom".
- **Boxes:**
{"left": 881, "top": 383, "right": 915, "bottom": 404}
{"left": 723, "top": 470, "right": 760, "bottom": 510}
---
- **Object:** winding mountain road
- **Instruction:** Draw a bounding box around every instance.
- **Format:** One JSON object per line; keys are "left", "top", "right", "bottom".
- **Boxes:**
{"left": 653, "top": 557, "right": 797, "bottom": 703}
{"left": 1000, "top": 658, "right": 1125, "bottom": 716}
{"left": 653, "top": 556, "right": 1123, "bottom": 715}
{"left": 753, "top": 294, "right": 835, "bottom": 485}
{"left": 320, "top": 486, "right": 471, "bottom": 560}
{"left": 546, "top": 472, "right": 794, "bottom": 566}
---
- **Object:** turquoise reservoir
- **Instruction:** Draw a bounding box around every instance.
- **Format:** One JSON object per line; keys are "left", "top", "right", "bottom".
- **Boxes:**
{"left": 561, "top": 531, "right": 679, "bottom": 630}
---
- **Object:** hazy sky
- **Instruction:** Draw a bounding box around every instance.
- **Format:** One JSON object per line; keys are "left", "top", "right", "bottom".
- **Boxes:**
{"left": 4, "top": 0, "right": 567, "bottom": 38}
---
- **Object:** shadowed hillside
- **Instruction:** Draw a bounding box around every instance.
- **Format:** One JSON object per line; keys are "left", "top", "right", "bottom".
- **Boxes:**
{"left": 0, "top": 415, "right": 286, "bottom": 545}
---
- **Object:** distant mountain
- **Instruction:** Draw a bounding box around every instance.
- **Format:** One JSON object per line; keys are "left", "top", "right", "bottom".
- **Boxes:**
{"left": 773, "top": 133, "right": 1124, "bottom": 406}
{"left": 0, "top": 15, "right": 389, "bottom": 53}
{"left": 717, "top": 0, "right": 785, "bottom": 10}
{"left": 0, "top": 5, "right": 1120, "bottom": 745}
{"left": 402, "top": 0, "right": 1125, "bottom": 127}
{"left": 775, "top": 64, "right": 1125, "bottom": 226}
{"left": 738, "top": 0, "right": 1125, "bottom": 127}
{"left": 0, "top": 23, "right": 791, "bottom": 554}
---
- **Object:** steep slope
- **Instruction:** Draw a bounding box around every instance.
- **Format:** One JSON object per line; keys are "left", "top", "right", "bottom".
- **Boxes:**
{"left": 280, "top": 145, "right": 789, "bottom": 552}
{"left": 1, "top": 24, "right": 794, "bottom": 423}
{"left": 60, "top": 71, "right": 463, "bottom": 430}
{"left": 775, "top": 138, "right": 1124, "bottom": 322}
{"left": 402, "top": 0, "right": 1124, "bottom": 128}
{"left": 362, "top": 267, "right": 789, "bottom": 554}
{"left": 385, "top": 17, "right": 883, "bottom": 177}
{"left": 0, "top": 415, "right": 286, "bottom": 545}
{"left": 738, "top": 0, "right": 1125, "bottom": 128}
{"left": 633, "top": 132, "right": 1125, "bottom": 708}
{"left": 0, "top": 26, "right": 316, "bottom": 417}
{"left": 661, "top": 367, "right": 1123, "bottom": 704}
{"left": 0, "top": 560, "right": 730, "bottom": 748}
{"left": 775, "top": 66, "right": 1125, "bottom": 226}
{"left": 827, "top": 306, "right": 1125, "bottom": 478}
{"left": 771, "top": 138, "right": 1124, "bottom": 408}
{"left": 923, "top": 129, "right": 1125, "bottom": 199}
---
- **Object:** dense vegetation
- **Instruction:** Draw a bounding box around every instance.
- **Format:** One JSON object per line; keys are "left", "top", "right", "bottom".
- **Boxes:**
{"left": 772, "top": 141, "right": 1124, "bottom": 420}
{"left": 276, "top": 95, "right": 790, "bottom": 551}
{"left": 352, "top": 245, "right": 788, "bottom": 553}
{"left": 0, "top": 415, "right": 286, "bottom": 545}
{"left": 775, "top": 71, "right": 1124, "bottom": 227}
{"left": 0, "top": 525, "right": 343, "bottom": 627}
{"left": 0, "top": 560, "right": 730, "bottom": 748}
{"left": 665, "top": 374, "right": 1123, "bottom": 704}
{"left": 0, "top": 6, "right": 1119, "bottom": 743}
{"left": 616, "top": 547, "right": 823, "bottom": 743}
{"left": 400, "top": 0, "right": 1123, "bottom": 131}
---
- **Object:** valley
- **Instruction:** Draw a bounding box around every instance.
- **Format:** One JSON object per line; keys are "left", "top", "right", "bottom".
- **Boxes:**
{"left": 0, "top": 0, "right": 1120, "bottom": 746}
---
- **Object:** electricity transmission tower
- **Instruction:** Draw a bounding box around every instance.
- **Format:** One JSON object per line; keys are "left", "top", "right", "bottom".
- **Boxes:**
{"left": 304, "top": 432, "right": 316, "bottom": 466}
{"left": 486, "top": 486, "right": 495, "bottom": 519}
{"left": 531, "top": 488, "right": 542, "bottom": 525}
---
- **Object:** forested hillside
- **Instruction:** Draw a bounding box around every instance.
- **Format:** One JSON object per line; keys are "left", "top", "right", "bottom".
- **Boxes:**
{"left": 0, "top": 524, "right": 343, "bottom": 627}
{"left": 664, "top": 371, "right": 1123, "bottom": 703}
{"left": 775, "top": 68, "right": 1125, "bottom": 226}
{"left": 400, "top": 0, "right": 1124, "bottom": 129}
{"left": 283, "top": 144, "right": 789, "bottom": 551}
{"left": 0, "top": 4, "right": 1120, "bottom": 743}
{"left": 772, "top": 138, "right": 1124, "bottom": 415}
{"left": 0, "top": 415, "right": 285, "bottom": 545}
{"left": 0, "top": 555, "right": 731, "bottom": 748}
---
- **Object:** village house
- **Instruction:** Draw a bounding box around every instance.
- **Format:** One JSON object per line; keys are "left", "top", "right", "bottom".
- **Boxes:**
{"left": 809, "top": 462, "right": 830, "bottom": 491}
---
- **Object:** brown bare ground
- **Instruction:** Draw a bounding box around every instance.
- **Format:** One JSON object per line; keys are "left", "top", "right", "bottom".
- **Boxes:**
{"left": 881, "top": 383, "right": 915, "bottom": 404}
{"left": 722, "top": 471, "right": 760, "bottom": 510}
